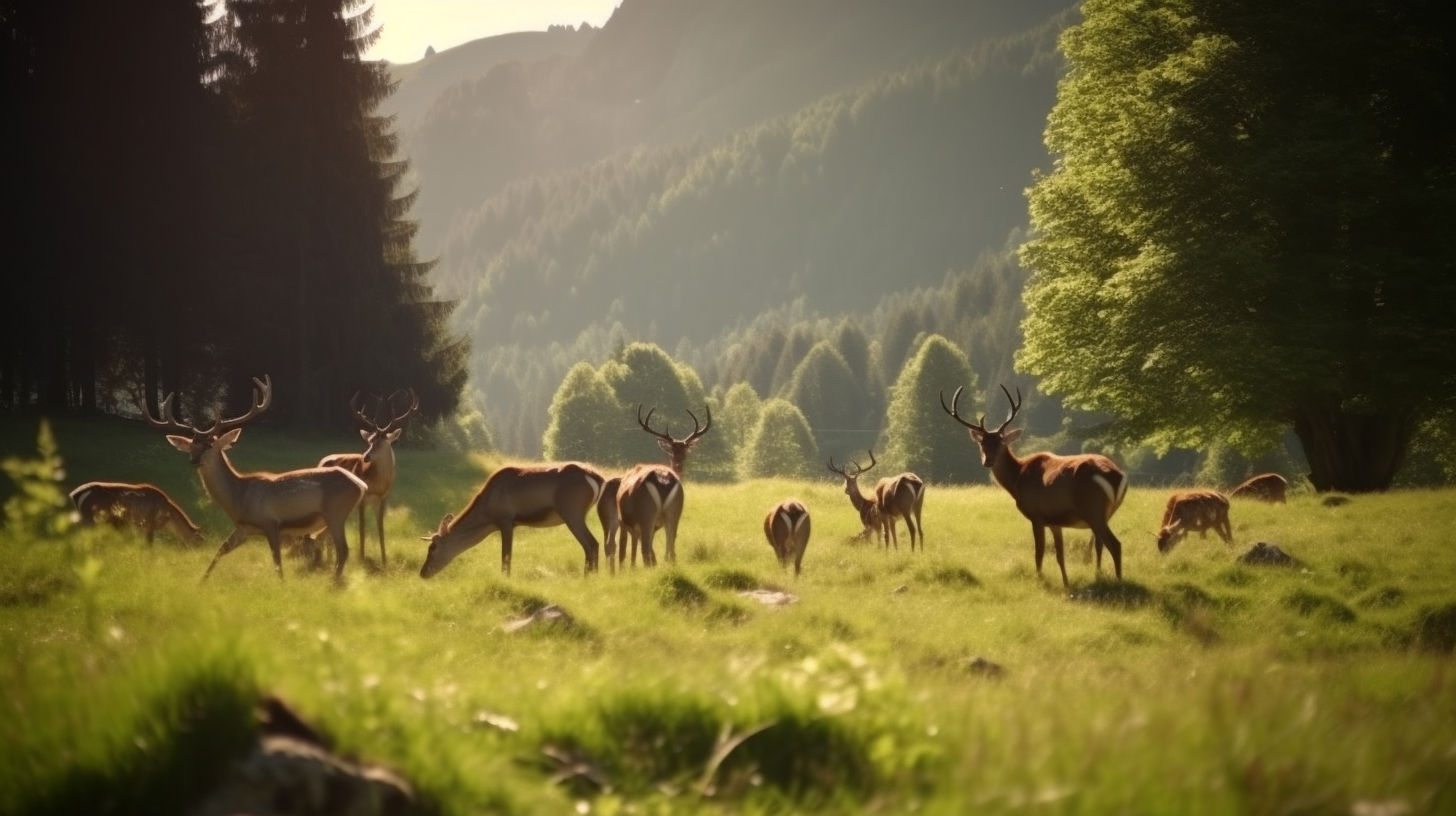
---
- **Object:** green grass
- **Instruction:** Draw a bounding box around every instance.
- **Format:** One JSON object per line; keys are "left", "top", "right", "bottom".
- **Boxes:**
{"left": 3, "top": 415, "right": 1456, "bottom": 815}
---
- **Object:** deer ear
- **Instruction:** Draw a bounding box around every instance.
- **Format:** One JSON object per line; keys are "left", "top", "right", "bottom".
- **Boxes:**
{"left": 218, "top": 427, "right": 243, "bottom": 449}
{"left": 359, "top": 428, "right": 372, "bottom": 443}
{"left": 656, "top": 439, "right": 674, "bottom": 454}
{"left": 969, "top": 428, "right": 986, "bottom": 443}
{"left": 1002, "top": 427, "right": 1023, "bottom": 445}
{"left": 436, "top": 513, "right": 453, "bottom": 535}
{"left": 387, "top": 428, "right": 403, "bottom": 442}
{"left": 166, "top": 435, "right": 191, "bottom": 452}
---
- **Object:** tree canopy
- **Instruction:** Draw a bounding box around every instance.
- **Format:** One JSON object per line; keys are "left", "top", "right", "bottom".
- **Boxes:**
{"left": 1019, "top": 0, "right": 1455, "bottom": 492}
{"left": 882, "top": 335, "right": 982, "bottom": 484}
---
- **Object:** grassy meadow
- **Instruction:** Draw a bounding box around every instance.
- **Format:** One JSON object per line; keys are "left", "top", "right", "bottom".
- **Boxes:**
{"left": 2, "top": 415, "right": 1455, "bottom": 815}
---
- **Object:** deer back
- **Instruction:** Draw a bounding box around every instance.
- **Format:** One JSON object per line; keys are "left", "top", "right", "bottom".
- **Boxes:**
{"left": 1231, "top": 472, "right": 1287, "bottom": 503}
{"left": 874, "top": 473, "right": 924, "bottom": 517}
{"left": 764, "top": 499, "right": 810, "bottom": 562}
{"left": 1006, "top": 451, "right": 1128, "bottom": 527}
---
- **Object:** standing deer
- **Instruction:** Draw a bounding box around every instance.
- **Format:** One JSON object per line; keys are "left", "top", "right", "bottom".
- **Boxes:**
{"left": 69, "top": 481, "right": 204, "bottom": 545}
{"left": 764, "top": 498, "right": 811, "bottom": 577}
{"left": 314, "top": 388, "right": 418, "bottom": 566}
{"left": 420, "top": 462, "right": 606, "bottom": 578}
{"left": 829, "top": 450, "right": 924, "bottom": 549}
{"left": 1156, "top": 489, "right": 1233, "bottom": 553}
{"left": 143, "top": 376, "right": 367, "bottom": 581}
{"left": 1230, "top": 472, "right": 1288, "bottom": 503}
{"left": 599, "top": 404, "right": 711, "bottom": 570}
{"left": 828, "top": 452, "right": 881, "bottom": 543}
{"left": 614, "top": 463, "right": 683, "bottom": 567}
{"left": 941, "top": 385, "right": 1129, "bottom": 588}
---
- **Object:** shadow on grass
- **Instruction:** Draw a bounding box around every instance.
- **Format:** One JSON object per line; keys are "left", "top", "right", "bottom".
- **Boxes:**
{"left": 1068, "top": 577, "right": 1152, "bottom": 608}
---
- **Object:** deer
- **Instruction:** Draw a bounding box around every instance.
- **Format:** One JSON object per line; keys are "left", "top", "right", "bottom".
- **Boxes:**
{"left": 420, "top": 462, "right": 607, "bottom": 578}
{"left": 764, "top": 498, "right": 811, "bottom": 577}
{"left": 1230, "top": 472, "right": 1288, "bottom": 503}
{"left": 614, "top": 463, "right": 684, "bottom": 568}
{"left": 312, "top": 388, "right": 418, "bottom": 567}
{"left": 599, "top": 404, "right": 711, "bottom": 570}
{"left": 142, "top": 375, "right": 367, "bottom": 581}
{"left": 941, "top": 384, "right": 1129, "bottom": 588}
{"left": 828, "top": 450, "right": 924, "bottom": 549}
{"left": 1156, "top": 489, "right": 1233, "bottom": 553}
{"left": 69, "top": 481, "right": 204, "bottom": 545}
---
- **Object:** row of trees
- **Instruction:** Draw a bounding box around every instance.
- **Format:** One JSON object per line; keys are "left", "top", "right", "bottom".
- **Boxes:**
{"left": 1, "top": 0, "right": 468, "bottom": 429}
{"left": 540, "top": 336, "right": 1002, "bottom": 485}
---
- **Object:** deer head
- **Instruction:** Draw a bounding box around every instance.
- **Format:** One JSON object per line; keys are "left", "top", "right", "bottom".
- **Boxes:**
{"left": 941, "top": 384, "right": 1023, "bottom": 468}
{"left": 143, "top": 375, "right": 273, "bottom": 467}
{"left": 637, "top": 404, "right": 711, "bottom": 476}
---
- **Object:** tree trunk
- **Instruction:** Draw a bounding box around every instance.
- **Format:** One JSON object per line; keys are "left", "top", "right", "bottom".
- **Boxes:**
{"left": 1291, "top": 400, "right": 1416, "bottom": 492}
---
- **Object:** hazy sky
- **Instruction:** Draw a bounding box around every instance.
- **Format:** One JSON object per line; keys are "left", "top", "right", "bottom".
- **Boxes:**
{"left": 364, "top": 1, "right": 621, "bottom": 64}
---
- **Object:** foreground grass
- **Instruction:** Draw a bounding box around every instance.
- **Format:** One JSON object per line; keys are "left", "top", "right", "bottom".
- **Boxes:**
{"left": 2, "top": 416, "right": 1455, "bottom": 815}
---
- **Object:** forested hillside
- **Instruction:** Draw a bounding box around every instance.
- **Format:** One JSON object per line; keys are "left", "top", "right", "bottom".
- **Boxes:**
{"left": 385, "top": 0, "right": 1077, "bottom": 458}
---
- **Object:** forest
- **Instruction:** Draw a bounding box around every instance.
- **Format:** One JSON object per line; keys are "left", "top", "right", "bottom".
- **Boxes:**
{"left": 2, "top": 0, "right": 1452, "bottom": 492}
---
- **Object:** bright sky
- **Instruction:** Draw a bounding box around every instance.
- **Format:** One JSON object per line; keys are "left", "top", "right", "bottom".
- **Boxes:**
{"left": 364, "top": 1, "right": 621, "bottom": 64}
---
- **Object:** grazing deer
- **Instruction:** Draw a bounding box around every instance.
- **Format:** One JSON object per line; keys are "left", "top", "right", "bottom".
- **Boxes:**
{"left": 764, "top": 498, "right": 811, "bottom": 577}
{"left": 69, "top": 481, "right": 204, "bottom": 545}
{"left": 941, "top": 385, "right": 1129, "bottom": 588}
{"left": 1230, "top": 472, "right": 1287, "bottom": 503}
{"left": 314, "top": 388, "right": 418, "bottom": 566}
{"left": 615, "top": 463, "right": 684, "bottom": 567}
{"left": 828, "top": 450, "right": 924, "bottom": 549}
{"left": 1156, "top": 489, "right": 1233, "bottom": 553}
{"left": 599, "top": 404, "right": 711, "bottom": 570}
{"left": 420, "top": 462, "right": 606, "bottom": 578}
{"left": 143, "top": 376, "right": 367, "bottom": 581}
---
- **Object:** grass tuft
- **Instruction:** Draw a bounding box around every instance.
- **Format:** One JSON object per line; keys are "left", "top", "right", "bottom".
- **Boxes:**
{"left": 1282, "top": 589, "right": 1357, "bottom": 623}
{"left": 1413, "top": 603, "right": 1456, "bottom": 653}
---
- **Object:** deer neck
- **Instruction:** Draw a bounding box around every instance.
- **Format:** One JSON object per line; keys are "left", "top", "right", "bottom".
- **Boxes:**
{"left": 846, "top": 482, "right": 874, "bottom": 512}
{"left": 197, "top": 450, "right": 248, "bottom": 522}
{"left": 989, "top": 446, "right": 1025, "bottom": 499}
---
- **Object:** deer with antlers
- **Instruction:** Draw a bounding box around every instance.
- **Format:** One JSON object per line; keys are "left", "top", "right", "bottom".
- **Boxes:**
{"left": 420, "top": 462, "right": 607, "bottom": 578}
{"left": 598, "top": 404, "right": 710, "bottom": 570}
{"left": 313, "top": 388, "right": 418, "bottom": 567}
{"left": 941, "top": 385, "right": 1128, "bottom": 588}
{"left": 143, "top": 376, "right": 367, "bottom": 581}
{"left": 764, "top": 498, "right": 811, "bottom": 577}
{"left": 69, "top": 481, "right": 204, "bottom": 545}
{"left": 828, "top": 450, "right": 925, "bottom": 550}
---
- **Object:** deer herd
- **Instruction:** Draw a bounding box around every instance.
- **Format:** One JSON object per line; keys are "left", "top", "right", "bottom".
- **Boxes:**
{"left": 69, "top": 376, "right": 1289, "bottom": 590}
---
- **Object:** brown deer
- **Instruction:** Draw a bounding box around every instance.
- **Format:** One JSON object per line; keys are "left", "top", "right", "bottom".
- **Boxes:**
{"left": 599, "top": 404, "right": 711, "bottom": 570}
{"left": 143, "top": 376, "right": 367, "bottom": 581}
{"left": 829, "top": 450, "right": 924, "bottom": 549}
{"left": 314, "top": 388, "right": 418, "bottom": 566}
{"left": 941, "top": 384, "right": 1129, "bottom": 588}
{"left": 828, "top": 452, "right": 882, "bottom": 543}
{"left": 1230, "top": 472, "right": 1287, "bottom": 503}
{"left": 614, "top": 463, "right": 684, "bottom": 567}
{"left": 1156, "top": 489, "right": 1233, "bottom": 553}
{"left": 69, "top": 481, "right": 204, "bottom": 545}
{"left": 420, "top": 462, "right": 607, "bottom": 578}
{"left": 764, "top": 498, "right": 811, "bottom": 577}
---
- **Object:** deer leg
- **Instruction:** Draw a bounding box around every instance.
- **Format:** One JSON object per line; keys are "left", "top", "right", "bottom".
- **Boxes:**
{"left": 498, "top": 524, "right": 514, "bottom": 576}
{"left": 376, "top": 497, "right": 388, "bottom": 566}
{"left": 266, "top": 528, "right": 286, "bottom": 579}
{"left": 1050, "top": 527, "right": 1070, "bottom": 589}
{"left": 638, "top": 521, "right": 657, "bottom": 568}
{"left": 1032, "top": 524, "right": 1047, "bottom": 579}
{"left": 563, "top": 514, "right": 601, "bottom": 575}
{"left": 1092, "top": 522, "right": 1124, "bottom": 581}
{"left": 356, "top": 503, "right": 367, "bottom": 563}
{"left": 201, "top": 528, "right": 251, "bottom": 582}
{"left": 663, "top": 513, "right": 680, "bottom": 570}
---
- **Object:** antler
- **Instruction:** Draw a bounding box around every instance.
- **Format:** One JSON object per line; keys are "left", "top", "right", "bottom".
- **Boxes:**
{"left": 349, "top": 391, "right": 385, "bottom": 432}
{"left": 211, "top": 376, "right": 273, "bottom": 434}
{"left": 827, "top": 449, "right": 876, "bottom": 478}
{"left": 141, "top": 390, "right": 197, "bottom": 435}
{"left": 940, "top": 384, "right": 1022, "bottom": 434}
{"left": 682, "top": 405, "right": 711, "bottom": 446}
{"left": 381, "top": 388, "right": 419, "bottom": 432}
{"left": 636, "top": 405, "right": 673, "bottom": 443}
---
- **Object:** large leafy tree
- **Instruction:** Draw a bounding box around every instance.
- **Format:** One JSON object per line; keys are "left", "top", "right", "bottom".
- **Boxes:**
{"left": 1019, "top": 0, "right": 1455, "bottom": 492}
{"left": 542, "top": 362, "right": 624, "bottom": 465}
{"left": 741, "top": 399, "right": 820, "bottom": 481}
{"left": 881, "top": 335, "right": 981, "bottom": 484}
{"left": 784, "top": 341, "right": 872, "bottom": 461}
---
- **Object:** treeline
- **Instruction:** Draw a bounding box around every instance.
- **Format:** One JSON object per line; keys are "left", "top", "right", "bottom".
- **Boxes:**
{"left": 1, "top": 0, "right": 467, "bottom": 429}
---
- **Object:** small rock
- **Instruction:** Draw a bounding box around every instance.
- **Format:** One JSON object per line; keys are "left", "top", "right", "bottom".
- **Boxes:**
{"left": 964, "top": 656, "right": 1005, "bottom": 678}
{"left": 738, "top": 589, "right": 797, "bottom": 606}
{"left": 1238, "top": 542, "right": 1299, "bottom": 566}
{"left": 504, "top": 604, "right": 573, "bottom": 633}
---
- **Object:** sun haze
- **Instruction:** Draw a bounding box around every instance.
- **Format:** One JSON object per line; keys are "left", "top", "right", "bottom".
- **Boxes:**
{"left": 364, "top": 0, "right": 619, "bottom": 64}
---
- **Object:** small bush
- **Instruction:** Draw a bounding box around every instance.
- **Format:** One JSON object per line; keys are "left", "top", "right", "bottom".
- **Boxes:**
{"left": 1282, "top": 590, "right": 1356, "bottom": 623}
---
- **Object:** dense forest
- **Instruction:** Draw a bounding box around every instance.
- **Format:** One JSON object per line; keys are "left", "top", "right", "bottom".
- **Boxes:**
{"left": 3, "top": 0, "right": 1450, "bottom": 490}
{"left": 1, "top": 0, "right": 467, "bottom": 429}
